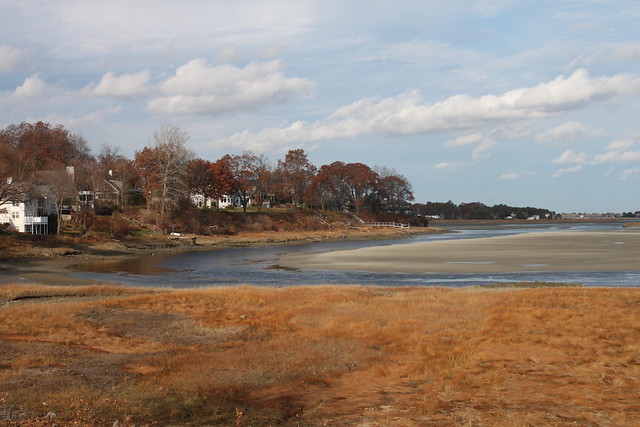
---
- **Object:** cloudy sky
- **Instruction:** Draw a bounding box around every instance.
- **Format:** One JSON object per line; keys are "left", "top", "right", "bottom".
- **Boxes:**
{"left": 1, "top": 0, "right": 639, "bottom": 212}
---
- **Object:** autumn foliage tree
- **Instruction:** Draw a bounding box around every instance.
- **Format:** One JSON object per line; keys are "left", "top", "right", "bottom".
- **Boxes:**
{"left": 276, "top": 149, "right": 316, "bottom": 207}
{"left": 309, "top": 162, "right": 351, "bottom": 210}
{"left": 225, "top": 151, "right": 270, "bottom": 213}
{"left": 343, "top": 162, "right": 379, "bottom": 212}
{"left": 209, "top": 158, "right": 235, "bottom": 210}
{"left": 368, "top": 167, "right": 414, "bottom": 211}
{"left": 0, "top": 121, "right": 91, "bottom": 170}
{"left": 187, "top": 158, "right": 214, "bottom": 205}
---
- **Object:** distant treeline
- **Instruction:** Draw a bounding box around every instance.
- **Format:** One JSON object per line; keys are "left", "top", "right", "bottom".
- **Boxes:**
{"left": 414, "top": 201, "right": 557, "bottom": 220}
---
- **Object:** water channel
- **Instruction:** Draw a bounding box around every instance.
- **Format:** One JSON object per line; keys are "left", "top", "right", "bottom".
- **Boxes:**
{"left": 67, "top": 221, "right": 640, "bottom": 288}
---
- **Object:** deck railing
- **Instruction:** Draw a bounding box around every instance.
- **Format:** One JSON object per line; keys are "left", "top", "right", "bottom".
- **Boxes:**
{"left": 25, "top": 216, "right": 48, "bottom": 225}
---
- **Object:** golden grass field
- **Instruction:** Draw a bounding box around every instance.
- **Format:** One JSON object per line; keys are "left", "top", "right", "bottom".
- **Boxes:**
{"left": 1, "top": 283, "right": 639, "bottom": 426}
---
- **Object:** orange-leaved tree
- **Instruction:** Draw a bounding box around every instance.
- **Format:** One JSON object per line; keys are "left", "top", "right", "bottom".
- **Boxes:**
{"left": 209, "top": 157, "right": 235, "bottom": 210}
{"left": 276, "top": 149, "right": 316, "bottom": 207}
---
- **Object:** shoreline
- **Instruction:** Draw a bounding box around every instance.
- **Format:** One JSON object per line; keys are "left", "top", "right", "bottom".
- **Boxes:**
{"left": 4, "top": 221, "right": 639, "bottom": 286}
{"left": 0, "top": 227, "right": 442, "bottom": 286}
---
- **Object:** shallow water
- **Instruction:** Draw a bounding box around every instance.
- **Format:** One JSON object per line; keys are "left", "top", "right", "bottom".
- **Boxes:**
{"left": 67, "top": 221, "right": 640, "bottom": 288}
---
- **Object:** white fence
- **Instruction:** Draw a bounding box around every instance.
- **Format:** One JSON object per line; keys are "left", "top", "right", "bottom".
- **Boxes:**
{"left": 362, "top": 222, "right": 410, "bottom": 229}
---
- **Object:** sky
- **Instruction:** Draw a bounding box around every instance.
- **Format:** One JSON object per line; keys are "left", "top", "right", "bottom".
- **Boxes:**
{"left": 1, "top": 0, "right": 639, "bottom": 213}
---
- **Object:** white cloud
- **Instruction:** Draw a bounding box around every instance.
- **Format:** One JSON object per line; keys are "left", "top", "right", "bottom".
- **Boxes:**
{"left": 606, "top": 138, "right": 636, "bottom": 151}
{"left": 535, "top": 121, "right": 601, "bottom": 143}
{"left": 215, "top": 69, "right": 640, "bottom": 149}
{"left": 593, "top": 150, "right": 640, "bottom": 164}
{"left": 552, "top": 165, "right": 583, "bottom": 178}
{"left": 445, "top": 132, "right": 496, "bottom": 159}
{"left": 11, "top": 74, "right": 58, "bottom": 99}
{"left": 472, "top": 139, "right": 496, "bottom": 159}
{"left": 499, "top": 172, "right": 521, "bottom": 180}
{"left": 593, "top": 139, "right": 640, "bottom": 164}
{"left": 446, "top": 133, "right": 483, "bottom": 147}
{"left": 553, "top": 149, "right": 587, "bottom": 164}
{"left": 83, "top": 70, "right": 151, "bottom": 98}
{"left": 0, "top": 45, "right": 27, "bottom": 72}
{"left": 434, "top": 162, "right": 459, "bottom": 170}
{"left": 620, "top": 168, "right": 639, "bottom": 180}
{"left": 148, "top": 59, "right": 315, "bottom": 115}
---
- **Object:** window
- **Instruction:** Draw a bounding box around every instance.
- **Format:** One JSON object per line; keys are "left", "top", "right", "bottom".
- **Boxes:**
{"left": 12, "top": 212, "right": 19, "bottom": 219}
{"left": 12, "top": 201, "right": 19, "bottom": 207}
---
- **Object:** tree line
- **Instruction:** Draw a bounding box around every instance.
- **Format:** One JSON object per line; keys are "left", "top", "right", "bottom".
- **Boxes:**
{"left": 0, "top": 122, "right": 414, "bottom": 231}
{"left": 414, "top": 201, "right": 557, "bottom": 220}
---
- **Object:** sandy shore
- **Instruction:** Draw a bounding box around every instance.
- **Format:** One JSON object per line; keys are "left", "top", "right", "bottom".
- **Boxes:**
{"left": 279, "top": 228, "right": 640, "bottom": 273}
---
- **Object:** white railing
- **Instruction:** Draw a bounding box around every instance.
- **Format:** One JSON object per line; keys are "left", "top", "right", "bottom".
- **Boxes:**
{"left": 25, "top": 216, "right": 48, "bottom": 224}
{"left": 362, "top": 222, "right": 410, "bottom": 229}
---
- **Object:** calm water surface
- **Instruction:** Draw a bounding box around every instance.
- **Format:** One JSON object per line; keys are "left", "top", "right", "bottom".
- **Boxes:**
{"left": 67, "top": 221, "right": 640, "bottom": 288}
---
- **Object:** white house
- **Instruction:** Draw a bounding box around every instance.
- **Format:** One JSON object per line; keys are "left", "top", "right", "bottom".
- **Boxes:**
{"left": 190, "top": 193, "right": 252, "bottom": 209}
{"left": 0, "top": 185, "right": 55, "bottom": 234}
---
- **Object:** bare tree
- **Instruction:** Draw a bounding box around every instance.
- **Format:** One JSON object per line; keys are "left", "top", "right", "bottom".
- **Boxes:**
{"left": 98, "top": 144, "right": 131, "bottom": 208}
{"left": 37, "top": 169, "right": 76, "bottom": 234}
{"left": 226, "top": 151, "right": 272, "bottom": 213}
{"left": 134, "top": 125, "right": 192, "bottom": 230}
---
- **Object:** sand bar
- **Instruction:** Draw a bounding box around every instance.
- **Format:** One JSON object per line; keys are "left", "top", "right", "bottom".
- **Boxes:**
{"left": 278, "top": 229, "right": 640, "bottom": 274}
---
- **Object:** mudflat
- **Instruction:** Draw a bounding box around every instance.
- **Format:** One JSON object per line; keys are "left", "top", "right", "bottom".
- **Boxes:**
{"left": 279, "top": 229, "right": 640, "bottom": 273}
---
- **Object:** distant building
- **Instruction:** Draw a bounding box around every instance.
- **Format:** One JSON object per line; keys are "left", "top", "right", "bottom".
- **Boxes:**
{"left": 190, "top": 193, "right": 251, "bottom": 209}
{"left": 382, "top": 200, "right": 414, "bottom": 215}
{"left": 191, "top": 191, "right": 273, "bottom": 210}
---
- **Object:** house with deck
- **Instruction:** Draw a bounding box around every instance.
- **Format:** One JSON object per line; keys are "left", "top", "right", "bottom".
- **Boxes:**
{"left": 0, "top": 185, "right": 55, "bottom": 234}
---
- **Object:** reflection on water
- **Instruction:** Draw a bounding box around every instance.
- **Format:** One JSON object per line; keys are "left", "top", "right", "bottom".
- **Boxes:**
{"left": 68, "top": 256, "right": 175, "bottom": 275}
{"left": 68, "top": 222, "right": 640, "bottom": 288}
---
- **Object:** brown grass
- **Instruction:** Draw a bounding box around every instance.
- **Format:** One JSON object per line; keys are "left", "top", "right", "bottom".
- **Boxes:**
{"left": 1, "top": 284, "right": 639, "bottom": 425}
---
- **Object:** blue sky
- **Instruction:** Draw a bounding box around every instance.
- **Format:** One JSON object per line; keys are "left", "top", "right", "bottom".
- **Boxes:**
{"left": 1, "top": 0, "right": 639, "bottom": 213}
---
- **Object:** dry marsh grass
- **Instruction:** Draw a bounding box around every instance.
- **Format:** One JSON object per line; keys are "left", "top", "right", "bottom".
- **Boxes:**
{"left": 0, "top": 284, "right": 639, "bottom": 425}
